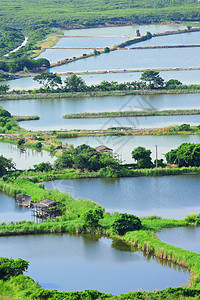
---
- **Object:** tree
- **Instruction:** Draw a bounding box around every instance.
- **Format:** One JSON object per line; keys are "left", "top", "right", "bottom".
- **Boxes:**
{"left": 33, "top": 73, "right": 62, "bottom": 89}
{"left": 140, "top": 70, "right": 164, "bottom": 89}
{"left": 33, "top": 162, "right": 53, "bottom": 172}
{"left": 165, "top": 143, "right": 200, "bottom": 167}
{"left": 0, "top": 84, "right": 9, "bottom": 94}
{"left": 0, "top": 257, "right": 28, "bottom": 281}
{"left": 83, "top": 207, "right": 104, "bottom": 229}
{"left": 104, "top": 47, "right": 110, "bottom": 53}
{"left": 112, "top": 213, "right": 141, "bottom": 235}
{"left": 165, "top": 79, "right": 182, "bottom": 89}
{"left": 132, "top": 146, "right": 153, "bottom": 168}
{"left": 178, "top": 124, "right": 191, "bottom": 131}
{"left": 64, "top": 74, "right": 87, "bottom": 92}
{"left": 0, "top": 155, "right": 15, "bottom": 176}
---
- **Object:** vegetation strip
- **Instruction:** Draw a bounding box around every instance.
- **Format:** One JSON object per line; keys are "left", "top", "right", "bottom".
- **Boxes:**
{"left": 63, "top": 109, "right": 200, "bottom": 119}
{"left": 12, "top": 115, "right": 40, "bottom": 122}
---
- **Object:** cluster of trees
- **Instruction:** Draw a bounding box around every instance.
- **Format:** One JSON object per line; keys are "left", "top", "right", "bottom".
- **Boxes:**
{"left": 0, "top": 57, "right": 50, "bottom": 73}
{"left": 132, "top": 146, "right": 165, "bottom": 169}
{"left": 0, "top": 155, "right": 15, "bottom": 176}
{"left": 32, "top": 72, "right": 184, "bottom": 93}
{"left": 0, "top": 107, "right": 15, "bottom": 132}
{"left": 0, "top": 25, "right": 24, "bottom": 57}
{"left": 0, "top": 257, "right": 28, "bottom": 281}
{"left": 53, "top": 144, "right": 120, "bottom": 171}
{"left": 165, "top": 143, "right": 200, "bottom": 167}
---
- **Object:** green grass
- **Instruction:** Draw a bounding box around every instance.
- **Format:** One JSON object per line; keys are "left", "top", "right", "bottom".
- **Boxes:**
{"left": 63, "top": 109, "right": 200, "bottom": 119}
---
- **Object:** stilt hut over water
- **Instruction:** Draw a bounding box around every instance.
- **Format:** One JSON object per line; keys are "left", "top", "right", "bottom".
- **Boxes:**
{"left": 33, "top": 198, "right": 62, "bottom": 218}
{"left": 15, "top": 194, "right": 32, "bottom": 208}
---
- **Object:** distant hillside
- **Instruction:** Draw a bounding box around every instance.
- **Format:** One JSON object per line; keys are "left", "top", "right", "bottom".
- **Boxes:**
{"left": 0, "top": 0, "right": 199, "bottom": 27}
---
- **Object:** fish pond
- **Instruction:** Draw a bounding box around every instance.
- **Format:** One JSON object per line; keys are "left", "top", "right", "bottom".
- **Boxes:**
{"left": 44, "top": 175, "right": 200, "bottom": 219}
{"left": 0, "top": 234, "right": 190, "bottom": 294}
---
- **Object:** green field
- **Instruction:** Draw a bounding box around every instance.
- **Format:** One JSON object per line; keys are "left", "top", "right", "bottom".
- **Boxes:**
{"left": 0, "top": 0, "right": 200, "bottom": 27}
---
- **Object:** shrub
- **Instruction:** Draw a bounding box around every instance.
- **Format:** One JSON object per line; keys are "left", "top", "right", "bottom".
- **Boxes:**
{"left": 112, "top": 213, "right": 142, "bottom": 235}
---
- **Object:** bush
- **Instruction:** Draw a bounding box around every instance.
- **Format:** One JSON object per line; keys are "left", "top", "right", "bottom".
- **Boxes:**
{"left": 0, "top": 257, "right": 28, "bottom": 281}
{"left": 112, "top": 213, "right": 142, "bottom": 235}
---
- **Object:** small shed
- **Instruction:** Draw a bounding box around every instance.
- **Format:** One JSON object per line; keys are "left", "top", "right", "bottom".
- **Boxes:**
{"left": 95, "top": 145, "right": 113, "bottom": 154}
{"left": 135, "top": 29, "right": 141, "bottom": 37}
{"left": 33, "top": 198, "right": 62, "bottom": 218}
{"left": 15, "top": 194, "right": 32, "bottom": 208}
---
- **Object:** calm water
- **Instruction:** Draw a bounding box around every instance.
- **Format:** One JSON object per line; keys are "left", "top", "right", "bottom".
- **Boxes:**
{"left": 1, "top": 93, "right": 200, "bottom": 131}
{"left": 128, "top": 31, "right": 200, "bottom": 47}
{"left": 0, "top": 234, "right": 189, "bottom": 294}
{"left": 0, "top": 192, "right": 32, "bottom": 223}
{"left": 51, "top": 47, "right": 200, "bottom": 73}
{"left": 64, "top": 24, "right": 185, "bottom": 36}
{"left": 0, "top": 142, "right": 55, "bottom": 170}
{"left": 157, "top": 227, "right": 200, "bottom": 254}
{"left": 3, "top": 69, "right": 200, "bottom": 91}
{"left": 44, "top": 175, "right": 200, "bottom": 219}
{"left": 61, "top": 135, "right": 200, "bottom": 163}
{"left": 7, "top": 114, "right": 200, "bottom": 131}
{"left": 38, "top": 48, "right": 95, "bottom": 64}
{"left": 54, "top": 36, "right": 129, "bottom": 48}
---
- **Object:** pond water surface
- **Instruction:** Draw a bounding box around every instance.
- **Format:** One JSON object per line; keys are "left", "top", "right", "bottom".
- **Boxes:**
{"left": 44, "top": 175, "right": 200, "bottom": 219}
{"left": 0, "top": 234, "right": 189, "bottom": 294}
{"left": 157, "top": 227, "right": 200, "bottom": 254}
{"left": 1, "top": 94, "right": 199, "bottom": 131}
{"left": 3, "top": 69, "right": 200, "bottom": 91}
{"left": 0, "top": 142, "right": 55, "bottom": 170}
{"left": 0, "top": 192, "right": 33, "bottom": 223}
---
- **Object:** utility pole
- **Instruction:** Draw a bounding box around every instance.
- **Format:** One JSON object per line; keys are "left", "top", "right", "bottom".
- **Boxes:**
{"left": 155, "top": 145, "right": 158, "bottom": 168}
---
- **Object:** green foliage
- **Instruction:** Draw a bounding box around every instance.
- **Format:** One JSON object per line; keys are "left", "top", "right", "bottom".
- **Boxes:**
{"left": 104, "top": 47, "right": 110, "bottom": 53}
{"left": 112, "top": 213, "right": 142, "bottom": 235}
{"left": 132, "top": 146, "right": 153, "bottom": 168}
{"left": 64, "top": 74, "right": 87, "bottom": 92}
{"left": 83, "top": 207, "right": 104, "bottom": 228}
{"left": 0, "top": 155, "right": 15, "bottom": 176}
{"left": 140, "top": 70, "right": 164, "bottom": 89}
{"left": 0, "top": 84, "right": 9, "bottom": 94}
{"left": 33, "top": 162, "right": 53, "bottom": 172}
{"left": 17, "top": 138, "right": 25, "bottom": 146}
{"left": 94, "top": 49, "right": 101, "bottom": 55}
{"left": 179, "top": 123, "right": 191, "bottom": 131}
{"left": 0, "top": 26, "right": 24, "bottom": 57}
{"left": 33, "top": 73, "right": 62, "bottom": 89}
{"left": 165, "top": 79, "right": 182, "bottom": 89}
{"left": 165, "top": 142, "right": 200, "bottom": 167}
{"left": 0, "top": 257, "right": 28, "bottom": 281}
{"left": 54, "top": 144, "right": 120, "bottom": 171}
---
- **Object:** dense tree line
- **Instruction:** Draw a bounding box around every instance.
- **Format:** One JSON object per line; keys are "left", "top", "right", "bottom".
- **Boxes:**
{"left": 0, "top": 26, "right": 24, "bottom": 57}
{"left": 32, "top": 72, "right": 186, "bottom": 94}
{"left": 166, "top": 143, "right": 200, "bottom": 167}
{"left": 53, "top": 144, "right": 120, "bottom": 172}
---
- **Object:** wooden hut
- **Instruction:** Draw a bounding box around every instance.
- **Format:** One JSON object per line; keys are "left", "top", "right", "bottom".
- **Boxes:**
{"left": 33, "top": 198, "right": 62, "bottom": 218}
{"left": 15, "top": 194, "right": 32, "bottom": 208}
{"left": 95, "top": 145, "right": 113, "bottom": 154}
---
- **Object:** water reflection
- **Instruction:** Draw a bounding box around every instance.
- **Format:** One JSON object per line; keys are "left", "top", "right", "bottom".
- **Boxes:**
{"left": 0, "top": 142, "right": 55, "bottom": 169}
{"left": 0, "top": 192, "right": 33, "bottom": 222}
{"left": 0, "top": 233, "right": 189, "bottom": 294}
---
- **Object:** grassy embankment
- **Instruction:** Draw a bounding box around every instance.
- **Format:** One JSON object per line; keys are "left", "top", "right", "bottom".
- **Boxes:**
{"left": 1, "top": 88, "right": 200, "bottom": 101}
{"left": 63, "top": 109, "right": 200, "bottom": 119}
{"left": 0, "top": 177, "right": 200, "bottom": 298}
